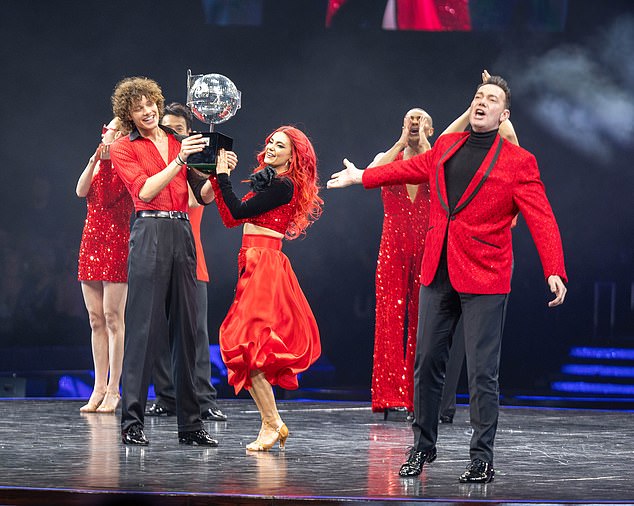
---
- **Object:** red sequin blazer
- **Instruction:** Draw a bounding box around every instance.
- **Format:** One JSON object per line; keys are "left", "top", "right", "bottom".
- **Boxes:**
{"left": 362, "top": 132, "right": 567, "bottom": 294}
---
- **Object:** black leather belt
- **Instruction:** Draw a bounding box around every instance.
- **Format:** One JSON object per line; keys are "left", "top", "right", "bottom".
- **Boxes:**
{"left": 136, "top": 210, "right": 189, "bottom": 221}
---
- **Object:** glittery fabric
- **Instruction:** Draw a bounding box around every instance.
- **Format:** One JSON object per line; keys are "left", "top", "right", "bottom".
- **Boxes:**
{"left": 435, "top": 0, "right": 471, "bottom": 30}
{"left": 77, "top": 160, "right": 134, "bottom": 282}
{"left": 210, "top": 177, "right": 297, "bottom": 235}
{"left": 363, "top": 132, "right": 567, "bottom": 294}
{"left": 372, "top": 157, "right": 430, "bottom": 412}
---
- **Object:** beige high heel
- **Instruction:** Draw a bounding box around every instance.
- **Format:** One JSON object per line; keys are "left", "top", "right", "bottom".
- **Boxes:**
{"left": 79, "top": 390, "right": 106, "bottom": 413}
{"left": 96, "top": 391, "right": 121, "bottom": 413}
{"left": 246, "top": 422, "right": 289, "bottom": 451}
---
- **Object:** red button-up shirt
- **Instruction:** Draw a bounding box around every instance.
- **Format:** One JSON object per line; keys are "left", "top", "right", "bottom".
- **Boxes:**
{"left": 110, "top": 126, "right": 188, "bottom": 212}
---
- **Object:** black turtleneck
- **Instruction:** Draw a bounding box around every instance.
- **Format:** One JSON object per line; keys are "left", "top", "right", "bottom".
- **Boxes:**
{"left": 444, "top": 129, "right": 498, "bottom": 211}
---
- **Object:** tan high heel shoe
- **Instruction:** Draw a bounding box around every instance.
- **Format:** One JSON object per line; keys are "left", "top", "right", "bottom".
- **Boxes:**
{"left": 96, "top": 391, "right": 121, "bottom": 413}
{"left": 246, "top": 422, "right": 289, "bottom": 452}
{"left": 79, "top": 390, "right": 106, "bottom": 413}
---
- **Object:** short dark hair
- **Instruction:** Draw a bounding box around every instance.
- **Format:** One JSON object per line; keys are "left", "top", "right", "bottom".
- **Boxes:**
{"left": 478, "top": 75, "right": 511, "bottom": 110}
{"left": 163, "top": 102, "right": 194, "bottom": 132}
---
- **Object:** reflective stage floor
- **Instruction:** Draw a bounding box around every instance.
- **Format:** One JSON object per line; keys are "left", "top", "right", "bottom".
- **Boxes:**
{"left": 0, "top": 399, "right": 632, "bottom": 505}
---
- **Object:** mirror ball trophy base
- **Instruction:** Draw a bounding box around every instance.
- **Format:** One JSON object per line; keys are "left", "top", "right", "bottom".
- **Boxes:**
{"left": 186, "top": 131, "right": 234, "bottom": 174}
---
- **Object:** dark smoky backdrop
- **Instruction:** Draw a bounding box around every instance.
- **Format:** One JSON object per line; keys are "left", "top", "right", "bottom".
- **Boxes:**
{"left": 0, "top": 0, "right": 632, "bottom": 395}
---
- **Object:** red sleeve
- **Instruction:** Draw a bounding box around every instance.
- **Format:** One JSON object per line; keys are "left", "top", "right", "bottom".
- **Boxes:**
{"left": 210, "top": 176, "right": 243, "bottom": 229}
{"left": 362, "top": 150, "right": 432, "bottom": 189}
{"left": 110, "top": 138, "right": 147, "bottom": 201}
{"left": 513, "top": 154, "right": 567, "bottom": 283}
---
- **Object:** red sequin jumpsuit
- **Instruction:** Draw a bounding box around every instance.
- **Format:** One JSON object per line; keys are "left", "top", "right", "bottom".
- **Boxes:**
{"left": 77, "top": 159, "right": 133, "bottom": 283}
{"left": 372, "top": 152, "right": 430, "bottom": 412}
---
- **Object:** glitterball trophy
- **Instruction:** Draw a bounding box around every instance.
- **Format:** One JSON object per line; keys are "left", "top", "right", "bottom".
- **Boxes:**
{"left": 185, "top": 69, "right": 242, "bottom": 174}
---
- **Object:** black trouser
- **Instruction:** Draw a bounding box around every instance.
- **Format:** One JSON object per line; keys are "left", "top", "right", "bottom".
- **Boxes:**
{"left": 121, "top": 217, "right": 202, "bottom": 433}
{"left": 413, "top": 258, "right": 508, "bottom": 464}
{"left": 151, "top": 280, "right": 218, "bottom": 412}
{"left": 439, "top": 316, "right": 465, "bottom": 418}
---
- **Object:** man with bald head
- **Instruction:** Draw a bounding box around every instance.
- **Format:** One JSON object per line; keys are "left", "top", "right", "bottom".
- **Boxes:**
{"left": 368, "top": 108, "right": 433, "bottom": 420}
{"left": 328, "top": 76, "right": 567, "bottom": 482}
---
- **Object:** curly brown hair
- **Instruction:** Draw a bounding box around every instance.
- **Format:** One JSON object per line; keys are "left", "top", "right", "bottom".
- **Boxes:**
{"left": 111, "top": 77, "right": 164, "bottom": 133}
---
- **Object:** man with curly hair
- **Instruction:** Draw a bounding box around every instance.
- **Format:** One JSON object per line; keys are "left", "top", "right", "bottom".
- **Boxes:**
{"left": 110, "top": 76, "right": 219, "bottom": 447}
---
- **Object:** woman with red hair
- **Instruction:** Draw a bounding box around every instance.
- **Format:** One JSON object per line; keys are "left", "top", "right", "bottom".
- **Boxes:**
{"left": 212, "top": 126, "right": 323, "bottom": 451}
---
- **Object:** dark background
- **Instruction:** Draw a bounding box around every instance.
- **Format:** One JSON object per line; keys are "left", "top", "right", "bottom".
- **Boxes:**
{"left": 0, "top": 0, "right": 632, "bottom": 395}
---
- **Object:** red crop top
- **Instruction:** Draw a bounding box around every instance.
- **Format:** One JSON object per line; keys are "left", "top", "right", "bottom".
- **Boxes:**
{"left": 211, "top": 173, "right": 297, "bottom": 235}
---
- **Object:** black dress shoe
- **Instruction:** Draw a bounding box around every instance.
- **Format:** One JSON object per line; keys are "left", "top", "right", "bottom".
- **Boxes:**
{"left": 459, "top": 458, "right": 495, "bottom": 483}
{"left": 178, "top": 428, "right": 219, "bottom": 447}
{"left": 145, "top": 403, "right": 175, "bottom": 417}
{"left": 201, "top": 407, "right": 228, "bottom": 421}
{"left": 439, "top": 414, "right": 454, "bottom": 424}
{"left": 121, "top": 424, "right": 149, "bottom": 446}
{"left": 384, "top": 407, "right": 408, "bottom": 421}
{"left": 398, "top": 447, "right": 437, "bottom": 477}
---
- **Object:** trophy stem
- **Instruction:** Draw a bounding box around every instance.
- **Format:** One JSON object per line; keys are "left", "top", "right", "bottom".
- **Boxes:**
{"left": 209, "top": 124, "right": 215, "bottom": 133}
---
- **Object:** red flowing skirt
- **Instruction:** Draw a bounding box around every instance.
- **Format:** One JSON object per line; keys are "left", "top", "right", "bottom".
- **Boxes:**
{"left": 220, "top": 235, "right": 321, "bottom": 394}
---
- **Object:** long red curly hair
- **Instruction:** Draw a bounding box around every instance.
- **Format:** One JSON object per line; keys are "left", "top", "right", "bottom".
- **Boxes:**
{"left": 254, "top": 126, "right": 323, "bottom": 240}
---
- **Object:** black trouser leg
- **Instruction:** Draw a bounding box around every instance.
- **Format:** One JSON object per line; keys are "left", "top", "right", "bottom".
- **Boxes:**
{"left": 151, "top": 323, "right": 177, "bottom": 411}
{"left": 439, "top": 316, "right": 465, "bottom": 418}
{"left": 412, "top": 264, "right": 461, "bottom": 452}
{"left": 168, "top": 222, "right": 203, "bottom": 433}
{"left": 121, "top": 219, "right": 171, "bottom": 432}
{"left": 194, "top": 280, "right": 218, "bottom": 410}
{"left": 461, "top": 292, "right": 508, "bottom": 464}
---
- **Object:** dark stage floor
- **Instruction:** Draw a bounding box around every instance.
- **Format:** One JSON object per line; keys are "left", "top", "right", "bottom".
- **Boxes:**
{"left": 0, "top": 399, "right": 633, "bottom": 505}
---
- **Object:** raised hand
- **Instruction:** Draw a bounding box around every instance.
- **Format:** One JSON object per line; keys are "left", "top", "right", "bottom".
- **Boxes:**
{"left": 225, "top": 150, "right": 238, "bottom": 171}
{"left": 216, "top": 148, "right": 230, "bottom": 175}
{"left": 180, "top": 133, "right": 207, "bottom": 162}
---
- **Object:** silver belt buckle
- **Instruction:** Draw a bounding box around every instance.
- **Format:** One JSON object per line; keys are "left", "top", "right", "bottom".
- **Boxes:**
{"left": 169, "top": 211, "right": 178, "bottom": 219}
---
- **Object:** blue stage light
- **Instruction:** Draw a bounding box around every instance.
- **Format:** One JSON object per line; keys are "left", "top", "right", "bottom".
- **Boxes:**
{"left": 562, "top": 364, "right": 634, "bottom": 377}
{"left": 551, "top": 381, "right": 634, "bottom": 395}
{"left": 569, "top": 347, "right": 634, "bottom": 360}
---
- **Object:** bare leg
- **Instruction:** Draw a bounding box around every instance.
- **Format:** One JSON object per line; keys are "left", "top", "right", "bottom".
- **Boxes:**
{"left": 97, "top": 281, "right": 127, "bottom": 412}
{"left": 247, "top": 381, "right": 266, "bottom": 442}
{"left": 80, "top": 281, "right": 108, "bottom": 412}
{"left": 246, "top": 370, "right": 288, "bottom": 451}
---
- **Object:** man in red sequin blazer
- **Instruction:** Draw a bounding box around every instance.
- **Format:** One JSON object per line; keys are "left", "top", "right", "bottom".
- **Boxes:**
{"left": 328, "top": 76, "right": 567, "bottom": 483}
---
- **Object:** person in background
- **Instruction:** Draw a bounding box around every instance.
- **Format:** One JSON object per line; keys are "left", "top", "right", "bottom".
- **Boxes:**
{"left": 368, "top": 108, "right": 433, "bottom": 420}
{"left": 76, "top": 117, "right": 133, "bottom": 414}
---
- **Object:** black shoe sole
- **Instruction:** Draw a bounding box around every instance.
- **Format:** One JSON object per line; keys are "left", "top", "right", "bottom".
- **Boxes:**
{"left": 178, "top": 438, "right": 219, "bottom": 447}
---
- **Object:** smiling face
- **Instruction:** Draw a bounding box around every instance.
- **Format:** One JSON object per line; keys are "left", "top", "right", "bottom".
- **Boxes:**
{"left": 469, "top": 84, "right": 510, "bottom": 133}
{"left": 263, "top": 131, "right": 292, "bottom": 170}
{"left": 129, "top": 95, "right": 160, "bottom": 135}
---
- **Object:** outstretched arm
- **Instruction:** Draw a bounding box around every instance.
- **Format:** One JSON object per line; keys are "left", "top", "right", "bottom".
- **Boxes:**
{"left": 327, "top": 159, "right": 365, "bottom": 189}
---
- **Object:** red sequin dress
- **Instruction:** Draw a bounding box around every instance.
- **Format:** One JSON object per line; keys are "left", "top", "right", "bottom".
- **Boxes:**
{"left": 372, "top": 152, "right": 430, "bottom": 412}
{"left": 77, "top": 160, "right": 134, "bottom": 283}
{"left": 211, "top": 175, "right": 321, "bottom": 394}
